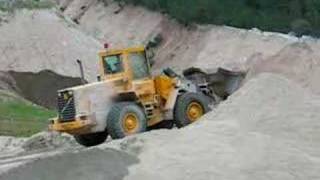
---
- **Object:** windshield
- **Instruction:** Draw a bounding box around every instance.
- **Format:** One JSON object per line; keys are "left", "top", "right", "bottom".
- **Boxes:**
{"left": 130, "top": 52, "right": 150, "bottom": 79}
{"left": 103, "top": 55, "right": 123, "bottom": 74}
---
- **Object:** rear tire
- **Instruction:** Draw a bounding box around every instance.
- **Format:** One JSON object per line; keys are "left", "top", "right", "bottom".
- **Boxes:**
{"left": 107, "top": 102, "right": 147, "bottom": 139}
{"left": 174, "top": 92, "right": 211, "bottom": 128}
{"left": 74, "top": 131, "right": 108, "bottom": 147}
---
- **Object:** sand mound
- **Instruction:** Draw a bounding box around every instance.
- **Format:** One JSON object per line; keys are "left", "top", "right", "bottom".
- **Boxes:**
{"left": 0, "top": 132, "right": 77, "bottom": 154}
{"left": 248, "top": 42, "right": 320, "bottom": 94}
{"left": 21, "top": 131, "right": 78, "bottom": 152}
{"left": 0, "top": 9, "right": 101, "bottom": 82}
{"left": 104, "top": 73, "right": 320, "bottom": 180}
{"left": 0, "top": 136, "right": 25, "bottom": 153}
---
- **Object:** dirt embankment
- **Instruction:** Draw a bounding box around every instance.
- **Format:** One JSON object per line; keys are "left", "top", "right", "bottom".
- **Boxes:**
{"left": 0, "top": 70, "right": 83, "bottom": 108}
{"left": 56, "top": 0, "right": 320, "bottom": 93}
{"left": 0, "top": 9, "right": 101, "bottom": 82}
{"left": 9, "top": 70, "right": 82, "bottom": 108}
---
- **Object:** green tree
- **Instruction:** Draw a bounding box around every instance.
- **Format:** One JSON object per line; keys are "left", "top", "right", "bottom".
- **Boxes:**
{"left": 115, "top": 0, "right": 320, "bottom": 37}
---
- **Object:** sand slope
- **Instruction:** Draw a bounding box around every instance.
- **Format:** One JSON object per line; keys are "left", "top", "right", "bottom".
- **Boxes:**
{"left": 248, "top": 42, "right": 320, "bottom": 95}
{"left": 105, "top": 74, "right": 320, "bottom": 180}
{"left": 0, "top": 10, "right": 100, "bottom": 81}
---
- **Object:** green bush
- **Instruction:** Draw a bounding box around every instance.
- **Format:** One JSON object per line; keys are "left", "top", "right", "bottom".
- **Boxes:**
{"left": 0, "top": 0, "right": 53, "bottom": 12}
{"left": 116, "top": 0, "right": 320, "bottom": 37}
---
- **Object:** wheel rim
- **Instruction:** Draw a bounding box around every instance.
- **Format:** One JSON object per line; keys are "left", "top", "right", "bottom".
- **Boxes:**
{"left": 187, "top": 102, "right": 204, "bottom": 122}
{"left": 123, "top": 113, "right": 139, "bottom": 134}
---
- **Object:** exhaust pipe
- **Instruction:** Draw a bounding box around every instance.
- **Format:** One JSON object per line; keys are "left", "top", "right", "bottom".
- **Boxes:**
{"left": 76, "top": 59, "right": 86, "bottom": 84}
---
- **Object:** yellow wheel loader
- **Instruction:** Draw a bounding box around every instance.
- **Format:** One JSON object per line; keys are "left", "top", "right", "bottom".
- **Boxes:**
{"left": 49, "top": 45, "right": 246, "bottom": 147}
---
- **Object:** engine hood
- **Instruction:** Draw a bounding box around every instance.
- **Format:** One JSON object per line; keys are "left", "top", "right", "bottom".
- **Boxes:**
{"left": 63, "top": 81, "right": 117, "bottom": 132}
{"left": 74, "top": 81, "right": 116, "bottom": 110}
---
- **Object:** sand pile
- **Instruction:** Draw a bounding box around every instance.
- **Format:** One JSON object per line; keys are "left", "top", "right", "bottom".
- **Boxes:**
{"left": 21, "top": 131, "right": 78, "bottom": 152}
{"left": 0, "top": 132, "right": 77, "bottom": 156}
{"left": 0, "top": 136, "right": 25, "bottom": 153}
{"left": 103, "top": 73, "right": 320, "bottom": 180}
{"left": 248, "top": 42, "right": 320, "bottom": 95}
{"left": 0, "top": 9, "right": 101, "bottom": 82}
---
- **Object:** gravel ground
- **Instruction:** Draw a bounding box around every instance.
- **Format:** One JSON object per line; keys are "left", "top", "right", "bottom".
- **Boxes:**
{"left": 0, "top": 148, "right": 139, "bottom": 180}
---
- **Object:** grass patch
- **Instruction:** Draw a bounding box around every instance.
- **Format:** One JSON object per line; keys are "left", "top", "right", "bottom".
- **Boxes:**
{"left": 0, "top": 90, "right": 56, "bottom": 137}
{"left": 0, "top": 0, "right": 54, "bottom": 12}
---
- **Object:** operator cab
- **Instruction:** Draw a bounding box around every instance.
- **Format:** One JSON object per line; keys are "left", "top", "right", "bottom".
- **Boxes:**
{"left": 99, "top": 45, "right": 152, "bottom": 81}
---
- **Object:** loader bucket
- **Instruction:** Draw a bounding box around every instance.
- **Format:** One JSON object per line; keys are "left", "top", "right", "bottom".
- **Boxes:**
{"left": 183, "top": 67, "right": 246, "bottom": 99}
{"left": 207, "top": 68, "right": 246, "bottom": 99}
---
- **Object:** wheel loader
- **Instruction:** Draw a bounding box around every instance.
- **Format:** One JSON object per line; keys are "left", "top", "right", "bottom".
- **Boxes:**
{"left": 49, "top": 45, "right": 246, "bottom": 146}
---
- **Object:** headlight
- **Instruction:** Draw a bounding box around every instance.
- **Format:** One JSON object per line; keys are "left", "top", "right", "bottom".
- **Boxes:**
{"left": 68, "top": 91, "right": 73, "bottom": 95}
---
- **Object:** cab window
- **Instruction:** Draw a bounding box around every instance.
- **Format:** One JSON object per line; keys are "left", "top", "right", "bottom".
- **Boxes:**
{"left": 103, "top": 55, "right": 123, "bottom": 74}
{"left": 129, "top": 52, "right": 150, "bottom": 79}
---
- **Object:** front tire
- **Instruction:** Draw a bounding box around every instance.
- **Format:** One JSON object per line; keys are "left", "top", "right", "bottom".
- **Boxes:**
{"left": 174, "top": 92, "right": 211, "bottom": 128}
{"left": 107, "top": 102, "right": 147, "bottom": 139}
{"left": 74, "top": 131, "right": 108, "bottom": 147}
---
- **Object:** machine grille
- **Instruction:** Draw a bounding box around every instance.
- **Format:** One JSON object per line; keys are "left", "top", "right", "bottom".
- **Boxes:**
{"left": 57, "top": 91, "right": 76, "bottom": 122}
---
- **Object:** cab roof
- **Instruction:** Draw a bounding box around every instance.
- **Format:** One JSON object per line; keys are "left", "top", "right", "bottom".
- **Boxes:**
{"left": 98, "top": 46, "right": 145, "bottom": 57}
